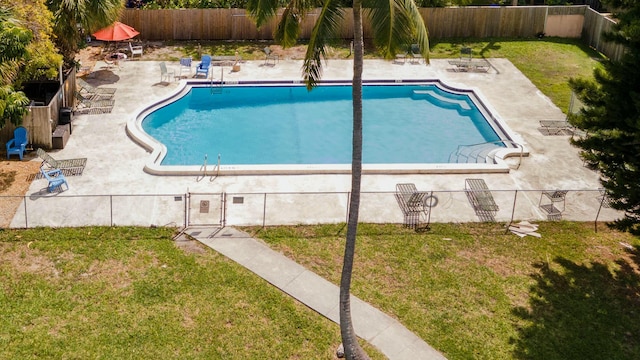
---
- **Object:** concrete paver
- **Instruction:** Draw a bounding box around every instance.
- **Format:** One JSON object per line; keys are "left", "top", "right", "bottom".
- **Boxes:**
{"left": 190, "top": 226, "right": 447, "bottom": 360}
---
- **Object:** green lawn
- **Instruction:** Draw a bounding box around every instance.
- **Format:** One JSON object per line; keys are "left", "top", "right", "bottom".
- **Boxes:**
{"left": 245, "top": 222, "right": 640, "bottom": 360}
{"left": 3, "top": 224, "right": 637, "bottom": 359}
{"left": 0, "top": 227, "right": 384, "bottom": 360}
{"left": 429, "top": 37, "right": 605, "bottom": 113}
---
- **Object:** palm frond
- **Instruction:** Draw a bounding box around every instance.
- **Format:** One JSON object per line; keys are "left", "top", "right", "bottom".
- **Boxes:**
{"left": 364, "top": 0, "right": 429, "bottom": 63}
{"left": 303, "top": 0, "right": 343, "bottom": 89}
{"left": 0, "top": 60, "right": 22, "bottom": 86}
{"left": 364, "top": 0, "right": 411, "bottom": 59}
{"left": 275, "top": 0, "right": 321, "bottom": 47}
{"left": 402, "top": 0, "right": 429, "bottom": 64}
{"left": 274, "top": 7, "right": 302, "bottom": 48}
{"left": 246, "top": 0, "right": 280, "bottom": 29}
{"left": 86, "top": 0, "right": 123, "bottom": 31}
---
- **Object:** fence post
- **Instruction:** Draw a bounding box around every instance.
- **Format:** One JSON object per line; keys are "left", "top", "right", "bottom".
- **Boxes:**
{"left": 184, "top": 193, "right": 188, "bottom": 229}
{"left": 221, "top": 192, "right": 226, "bottom": 227}
{"left": 262, "top": 193, "right": 267, "bottom": 228}
{"left": 23, "top": 195, "right": 28, "bottom": 228}
{"left": 110, "top": 195, "right": 113, "bottom": 226}
{"left": 346, "top": 192, "right": 351, "bottom": 224}
{"left": 505, "top": 190, "right": 518, "bottom": 234}
{"left": 594, "top": 191, "right": 605, "bottom": 233}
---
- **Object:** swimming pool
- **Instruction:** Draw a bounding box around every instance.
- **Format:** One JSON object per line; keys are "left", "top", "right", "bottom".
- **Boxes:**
{"left": 131, "top": 80, "right": 520, "bottom": 175}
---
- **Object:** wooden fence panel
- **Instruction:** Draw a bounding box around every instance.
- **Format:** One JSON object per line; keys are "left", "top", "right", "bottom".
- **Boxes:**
{"left": 116, "top": 6, "right": 627, "bottom": 60}
{"left": 547, "top": 5, "right": 587, "bottom": 16}
{"left": 119, "top": 5, "right": 623, "bottom": 55}
{"left": 0, "top": 67, "right": 78, "bottom": 149}
{"left": 122, "top": 6, "right": 575, "bottom": 41}
{"left": 202, "top": 9, "right": 229, "bottom": 39}
{"left": 582, "top": 8, "right": 624, "bottom": 61}
{"left": 173, "top": 9, "right": 203, "bottom": 39}
{"left": 300, "top": 11, "right": 319, "bottom": 39}
{"left": 501, "top": 7, "right": 545, "bottom": 37}
{"left": 23, "top": 107, "right": 53, "bottom": 149}
{"left": 545, "top": 15, "right": 583, "bottom": 37}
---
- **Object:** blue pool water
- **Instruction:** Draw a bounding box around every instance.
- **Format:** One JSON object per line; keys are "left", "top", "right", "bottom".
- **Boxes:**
{"left": 142, "top": 83, "right": 504, "bottom": 166}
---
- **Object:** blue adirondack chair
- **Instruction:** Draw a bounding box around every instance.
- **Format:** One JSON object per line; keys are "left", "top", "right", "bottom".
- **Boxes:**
{"left": 6, "top": 126, "right": 28, "bottom": 160}
{"left": 195, "top": 55, "right": 211, "bottom": 78}
{"left": 40, "top": 167, "right": 69, "bottom": 192}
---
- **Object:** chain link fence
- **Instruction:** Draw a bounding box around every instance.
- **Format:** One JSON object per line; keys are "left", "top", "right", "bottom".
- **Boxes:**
{"left": 1, "top": 188, "right": 619, "bottom": 231}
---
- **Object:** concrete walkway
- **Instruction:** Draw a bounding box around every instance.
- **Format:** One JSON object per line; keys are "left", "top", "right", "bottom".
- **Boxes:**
{"left": 185, "top": 226, "right": 447, "bottom": 360}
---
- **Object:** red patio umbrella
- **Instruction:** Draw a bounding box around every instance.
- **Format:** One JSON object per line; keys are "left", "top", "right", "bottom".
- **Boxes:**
{"left": 92, "top": 21, "right": 140, "bottom": 41}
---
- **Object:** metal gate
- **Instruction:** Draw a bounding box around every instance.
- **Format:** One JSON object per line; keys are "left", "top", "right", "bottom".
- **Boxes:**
{"left": 187, "top": 192, "right": 225, "bottom": 227}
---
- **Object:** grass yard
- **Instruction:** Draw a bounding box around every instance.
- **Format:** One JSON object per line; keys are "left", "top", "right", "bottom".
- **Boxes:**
{"left": 243, "top": 222, "right": 640, "bottom": 360}
{"left": 0, "top": 227, "right": 384, "bottom": 359}
{"left": 429, "top": 37, "right": 605, "bottom": 113}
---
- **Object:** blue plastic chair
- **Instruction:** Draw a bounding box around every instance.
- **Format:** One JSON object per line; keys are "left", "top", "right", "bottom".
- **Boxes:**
{"left": 40, "top": 167, "right": 69, "bottom": 192}
{"left": 195, "top": 55, "right": 211, "bottom": 78}
{"left": 178, "top": 57, "right": 192, "bottom": 78}
{"left": 6, "top": 126, "right": 28, "bottom": 160}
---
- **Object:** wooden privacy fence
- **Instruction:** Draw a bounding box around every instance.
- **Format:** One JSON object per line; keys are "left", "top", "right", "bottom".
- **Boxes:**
{"left": 582, "top": 7, "right": 624, "bottom": 61}
{"left": 0, "top": 67, "right": 76, "bottom": 149}
{"left": 122, "top": 6, "right": 584, "bottom": 41}
{"left": 121, "top": 5, "right": 623, "bottom": 60}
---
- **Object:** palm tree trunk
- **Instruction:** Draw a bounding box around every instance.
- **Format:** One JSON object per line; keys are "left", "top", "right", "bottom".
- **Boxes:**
{"left": 339, "top": 1, "right": 369, "bottom": 359}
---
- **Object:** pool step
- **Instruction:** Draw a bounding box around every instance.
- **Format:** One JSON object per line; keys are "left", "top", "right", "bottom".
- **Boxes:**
{"left": 412, "top": 90, "right": 471, "bottom": 111}
{"left": 449, "top": 143, "right": 502, "bottom": 164}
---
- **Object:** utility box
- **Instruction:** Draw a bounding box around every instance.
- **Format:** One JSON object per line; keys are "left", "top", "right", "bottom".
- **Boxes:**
{"left": 52, "top": 124, "right": 70, "bottom": 149}
{"left": 59, "top": 107, "right": 73, "bottom": 134}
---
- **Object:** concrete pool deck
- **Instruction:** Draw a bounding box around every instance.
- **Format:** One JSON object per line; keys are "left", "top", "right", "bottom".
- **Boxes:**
{"left": 12, "top": 56, "right": 621, "bottom": 227}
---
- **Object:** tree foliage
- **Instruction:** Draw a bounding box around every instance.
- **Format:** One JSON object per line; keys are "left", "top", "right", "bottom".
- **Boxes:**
{"left": 2, "top": 0, "right": 63, "bottom": 85}
{"left": 0, "top": 1, "right": 64, "bottom": 128}
{"left": 47, "top": 0, "right": 123, "bottom": 62}
{"left": 569, "top": 0, "right": 640, "bottom": 233}
{"left": 0, "top": 6, "right": 32, "bottom": 127}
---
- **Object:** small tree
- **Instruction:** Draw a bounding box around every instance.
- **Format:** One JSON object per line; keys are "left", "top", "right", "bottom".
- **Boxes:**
{"left": 569, "top": 0, "right": 640, "bottom": 233}
{"left": 0, "top": 6, "right": 31, "bottom": 127}
{"left": 2, "top": 0, "right": 63, "bottom": 86}
{"left": 47, "top": 0, "right": 123, "bottom": 63}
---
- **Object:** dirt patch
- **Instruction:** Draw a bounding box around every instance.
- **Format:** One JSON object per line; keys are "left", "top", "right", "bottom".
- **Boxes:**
{"left": 0, "top": 243, "right": 60, "bottom": 278}
{"left": 457, "top": 248, "right": 530, "bottom": 278}
{"left": 0, "top": 158, "right": 43, "bottom": 227}
{"left": 0, "top": 242, "right": 136, "bottom": 291}
{"left": 74, "top": 40, "right": 352, "bottom": 69}
{"left": 82, "top": 258, "right": 133, "bottom": 289}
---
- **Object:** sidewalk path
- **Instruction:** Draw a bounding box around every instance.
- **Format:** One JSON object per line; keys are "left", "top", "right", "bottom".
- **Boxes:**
{"left": 185, "top": 226, "right": 447, "bottom": 360}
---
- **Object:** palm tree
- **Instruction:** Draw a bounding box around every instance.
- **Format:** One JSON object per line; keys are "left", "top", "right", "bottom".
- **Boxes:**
{"left": 47, "top": 0, "right": 123, "bottom": 63}
{"left": 248, "top": 0, "right": 429, "bottom": 358}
